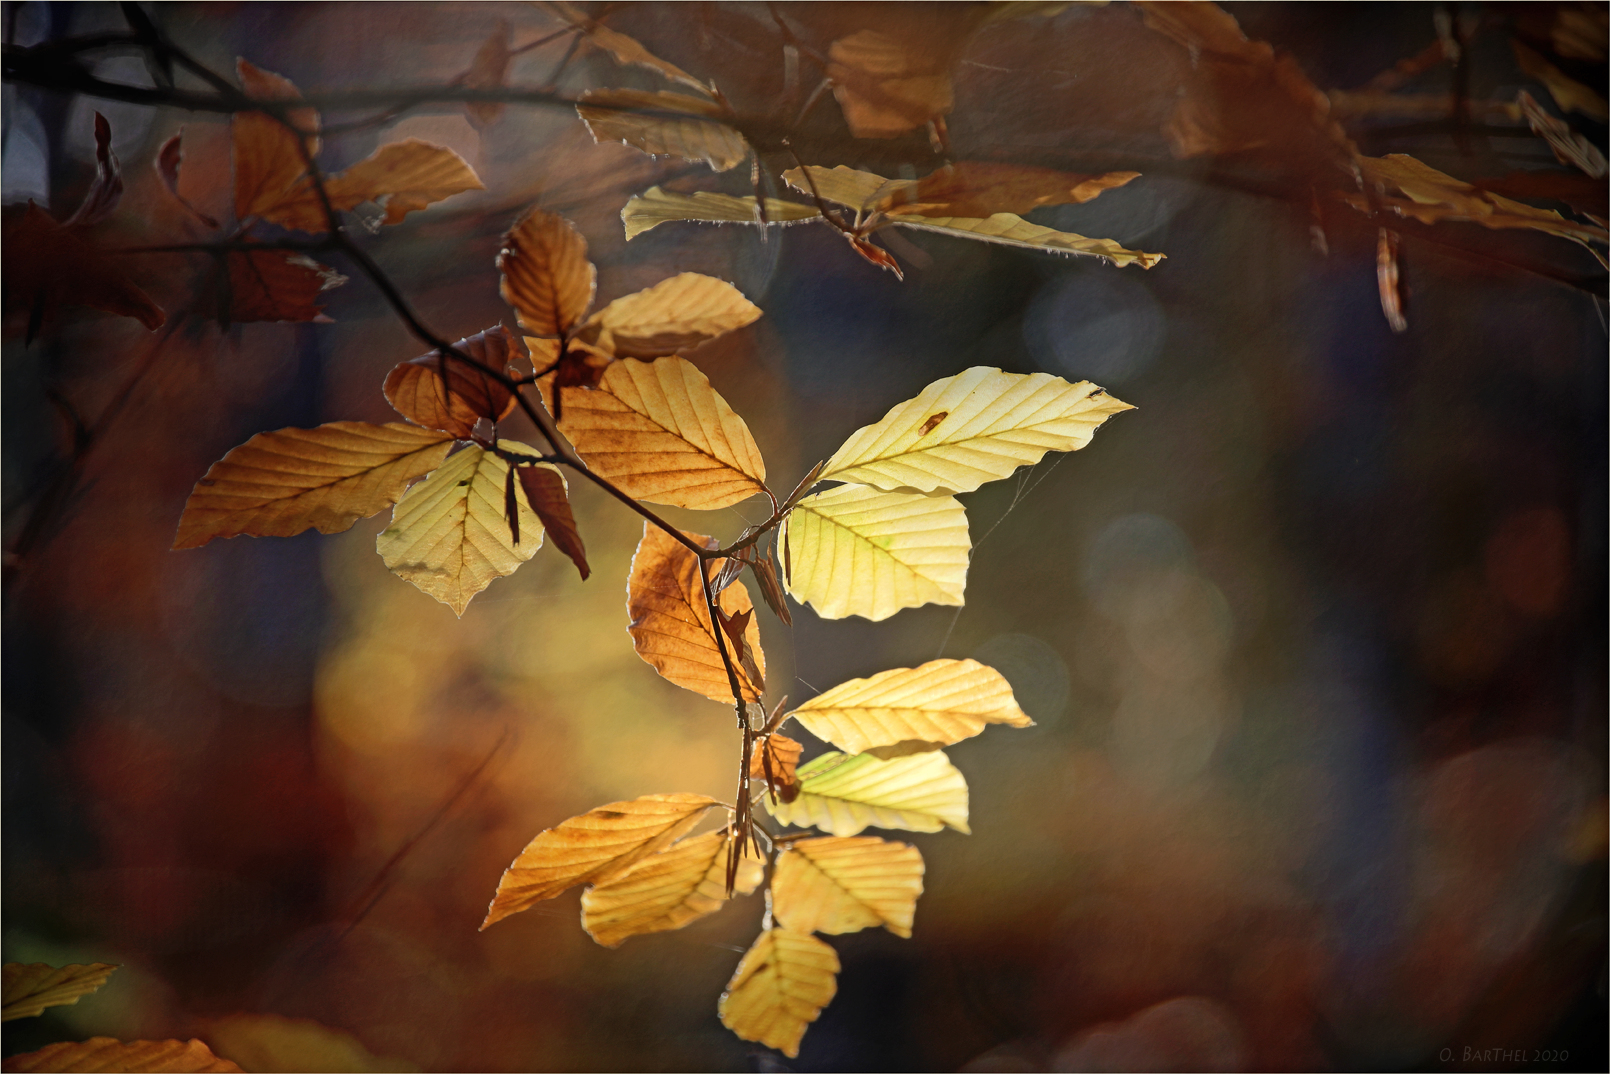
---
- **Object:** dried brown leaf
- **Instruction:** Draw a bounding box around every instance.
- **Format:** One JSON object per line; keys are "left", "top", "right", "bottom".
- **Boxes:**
{"left": 2, "top": 204, "right": 165, "bottom": 333}
{"left": 581, "top": 831, "right": 763, "bottom": 947}
{"left": 63, "top": 113, "right": 123, "bottom": 228}
{"left": 517, "top": 464, "right": 590, "bottom": 580}
{"left": 155, "top": 131, "right": 222, "bottom": 229}
{"left": 577, "top": 89, "right": 746, "bottom": 172}
{"left": 871, "top": 162, "right": 1141, "bottom": 218}
{"left": 573, "top": 273, "right": 761, "bottom": 359}
{"left": 1376, "top": 228, "right": 1407, "bottom": 333}
{"left": 383, "top": 326, "right": 520, "bottom": 438}
{"left": 232, "top": 59, "right": 319, "bottom": 225}
{"left": 499, "top": 209, "right": 596, "bottom": 337}
{"left": 2, "top": 1038, "right": 241, "bottom": 1073}
{"left": 749, "top": 731, "right": 803, "bottom": 802}
{"left": 750, "top": 548, "right": 792, "bottom": 626}
{"left": 771, "top": 836, "right": 924, "bottom": 938}
{"left": 551, "top": 1, "right": 713, "bottom": 93}
{"left": 2, "top": 963, "right": 118, "bottom": 1022}
{"left": 223, "top": 251, "right": 345, "bottom": 324}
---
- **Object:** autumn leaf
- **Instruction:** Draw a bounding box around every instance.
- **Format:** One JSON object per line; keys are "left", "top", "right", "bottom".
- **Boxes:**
{"left": 781, "top": 484, "right": 969, "bottom": 622}
{"left": 2, "top": 203, "right": 165, "bottom": 335}
{"left": 581, "top": 831, "right": 764, "bottom": 947}
{"left": 764, "top": 750, "right": 970, "bottom": 836}
{"left": 551, "top": 0, "right": 713, "bottom": 94}
{"left": 1517, "top": 90, "right": 1607, "bottom": 180}
{"left": 620, "top": 187, "right": 819, "bottom": 240}
{"left": 317, "top": 138, "right": 484, "bottom": 226}
{"left": 827, "top": 29, "right": 957, "bottom": 139}
{"left": 819, "top": 367, "right": 1133, "bottom": 494}
{"left": 1, "top": 1038, "right": 241, "bottom": 1073}
{"left": 1513, "top": 38, "right": 1609, "bottom": 122}
{"left": 571, "top": 273, "right": 761, "bottom": 359}
{"left": 63, "top": 113, "right": 123, "bottom": 228}
{"left": 154, "top": 130, "right": 222, "bottom": 229}
{"left": 2, "top": 963, "right": 117, "bottom": 1022}
{"left": 771, "top": 836, "right": 924, "bottom": 938}
{"left": 382, "top": 325, "right": 520, "bottom": 439}
{"left": 203, "top": 1014, "right": 418, "bottom": 1074}
{"left": 750, "top": 731, "right": 804, "bottom": 802}
{"left": 375, "top": 441, "right": 543, "bottom": 616}
{"left": 781, "top": 165, "right": 890, "bottom": 213}
{"left": 868, "top": 162, "right": 1141, "bottom": 218}
{"left": 750, "top": 547, "right": 792, "bottom": 626}
{"left": 464, "top": 20, "right": 512, "bottom": 128}
{"left": 481, "top": 793, "right": 717, "bottom": 928}
{"left": 499, "top": 208, "right": 596, "bottom": 338}
{"left": 718, "top": 928, "right": 839, "bottom": 1059}
{"left": 789, "top": 659, "right": 1031, "bottom": 755}
{"left": 517, "top": 464, "right": 589, "bottom": 580}
{"left": 221, "top": 250, "right": 345, "bottom": 324}
{"left": 626, "top": 524, "right": 766, "bottom": 704}
{"left": 174, "top": 422, "right": 454, "bottom": 550}
{"left": 577, "top": 89, "right": 747, "bottom": 172}
{"left": 552, "top": 356, "right": 768, "bottom": 510}
{"left": 232, "top": 59, "right": 319, "bottom": 225}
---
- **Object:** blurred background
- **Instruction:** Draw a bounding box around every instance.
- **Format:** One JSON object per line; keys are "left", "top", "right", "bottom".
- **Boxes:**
{"left": 3, "top": 2, "right": 1605, "bottom": 1071}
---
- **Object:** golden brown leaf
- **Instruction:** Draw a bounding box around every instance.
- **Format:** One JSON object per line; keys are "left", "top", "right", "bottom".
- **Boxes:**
{"left": 203, "top": 1014, "right": 417, "bottom": 1074}
{"left": 581, "top": 831, "right": 763, "bottom": 947}
{"left": 382, "top": 326, "right": 520, "bottom": 438}
{"left": 577, "top": 89, "right": 747, "bottom": 172}
{"left": 2, "top": 963, "right": 117, "bottom": 1022}
{"left": 771, "top": 836, "right": 924, "bottom": 938}
{"left": 750, "top": 548, "right": 792, "bottom": 626}
{"left": 870, "top": 162, "right": 1141, "bottom": 218}
{"left": 2, "top": 204, "right": 165, "bottom": 334}
{"left": 620, "top": 187, "right": 819, "bottom": 240}
{"left": 572, "top": 273, "right": 761, "bottom": 359}
{"left": 223, "top": 250, "right": 344, "bottom": 324}
{"left": 551, "top": 1, "right": 713, "bottom": 93}
{"left": 626, "top": 524, "right": 766, "bottom": 704}
{"left": 554, "top": 356, "right": 767, "bottom": 510}
{"left": 481, "top": 793, "right": 717, "bottom": 928}
{"left": 174, "top": 422, "right": 454, "bottom": 550}
{"left": 516, "top": 463, "right": 589, "bottom": 580}
{"left": 232, "top": 60, "right": 319, "bottom": 225}
{"left": 464, "top": 20, "right": 513, "bottom": 128}
{"left": 827, "top": 29, "right": 957, "bottom": 138}
{"left": 749, "top": 732, "right": 803, "bottom": 802}
{"left": 498, "top": 209, "right": 596, "bottom": 337}
{"left": 789, "top": 659, "right": 1031, "bottom": 755}
{"left": 718, "top": 928, "right": 839, "bottom": 1058}
{"left": 320, "top": 138, "right": 484, "bottom": 225}
{"left": 1513, "top": 38, "right": 1609, "bottom": 122}
{"left": 2, "top": 1038, "right": 241, "bottom": 1073}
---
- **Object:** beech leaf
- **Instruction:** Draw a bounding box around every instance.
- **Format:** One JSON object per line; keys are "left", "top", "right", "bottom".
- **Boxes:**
{"left": 481, "top": 793, "right": 717, "bottom": 928}
{"left": 717, "top": 928, "right": 839, "bottom": 1059}
{"left": 318, "top": 138, "right": 484, "bottom": 226}
{"left": 869, "top": 162, "right": 1141, "bottom": 218}
{"left": 202, "top": 1014, "right": 418, "bottom": 1074}
{"left": 552, "top": 1, "right": 713, "bottom": 94}
{"left": 626, "top": 524, "right": 766, "bottom": 704}
{"left": 781, "top": 165, "right": 889, "bottom": 212}
{"left": 790, "top": 658, "right": 1031, "bottom": 755}
{"left": 771, "top": 836, "right": 924, "bottom": 938}
{"left": 499, "top": 209, "right": 596, "bottom": 337}
{"left": 827, "top": 29, "right": 956, "bottom": 139}
{"left": 375, "top": 441, "right": 544, "bottom": 616}
{"left": 222, "top": 251, "right": 345, "bottom": 324}
{"left": 750, "top": 548, "right": 792, "bottom": 626}
{"left": 781, "top": 484, "right": 969, "bottom": 622}
{"left": 383, "top": 326, "right": 520, "bottom": 439}
{"left": 174, "top": 422, "right": 454, "bottom": 550}
{"left": 577, "top": 89, "right": 747, "bottom": 172}
{"left": 764, "top": 750, "right": 971, "bottom": 836}
{"left": 553, "top": 356, "right": 767, "bottom": 510}
{"left": 572, "top": 273, "right": 762, "bottom": 359}
{"left": 621, "top": 187, "right": 818, "bottom": 240}
{"left": 2, "top": 204, "right": 165, "bottom": 333}
{"left": 1, "top": 1038, "right": 241, "bottom": 1073}
{"left": 819, "top": 367, "right": 1134, "bottom": 493}
{"left": 581, "top": 831, "right": 763, "bottom": 947}
{"left": 517, "top": 464, "right": 590, "bottom": 580}
{"left": 232, "top": 59, "right": 319, "bottom": 225}
{"left": 750, "top": 731, "right": 804, "bottom": 802}
{"left": 2, "top": 963, "right": 118, "bottom": 1022}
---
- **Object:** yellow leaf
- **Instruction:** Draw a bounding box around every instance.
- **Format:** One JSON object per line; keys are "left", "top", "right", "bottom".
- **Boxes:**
{"left": 375, "top": 441, "right": 543, "bottom": 616}
{"left": 498, "top": 208, "right": 596, "bottom": 337}
{"left": 771, "top": 836, "right": 924, "bottom": 938}
{"left": 203, "top": 1014, "right": 417, "bottom": 1073}
{"left": 870, "top": 162, "right": 1141, "bottom": 218}
{"left": 581, "top": 831, "right": 763, "bottom": 947}
{"left": 892, "top": 212, "right": 1165, "bottom": 267}
{"left": 573, "top": 273, "right": 761, "bottom": 359}
{"left": 2, "top": 1037, "right": 241, "bottom": 1073}
{"left": 782, "top": 165, "right": 889, "bottom": 212}
{"left": 481, "top": 793, "right": 717, "bottom": 928}
{"left": 790, "top": 658, "right": 1031, "bottom": 755}
{"left": 718, "top": 928, "right": 839, "bottom": 1058}
{"left": 1514, "top": 38, "right": 1609, "bottom": 122}
{"left": 819, "top": 366, "right": 1133, "bottom": 494}
{"left": 232, "top": 60, "right": 319, "bottom": 225}
{"left": 551, "top": 1, "right": 713, "bottom": 94}
{"left": 827, "top": 29, "right": 956, "bottom": 139}
{"left": 320, "top": 138, "right": 484, "bottom": 225}
{"left": 620, "top": 187, "right": 818, "bottom": 240}
{"left": 764, "top": 750, "right": 970, "bottom": 836}
{"left": 577, "top": 89, "right": 747, "bottom": 172}
{"left": 1353, "top": 153, "right": 1609, "bottom": 245}
{"left": 2, "top": 963, "right": 117, "bottom": 1022}
{"left": 174, "top": 422, "right": 454, "bottom": 550}
{"left": 555, "top": 356, "right": 767, "bottom": 510}
{"left": 626, "top": 524, "right": 765, "bottom": 704}
{"left": 781, "top": 484, "right": 968, "bottom": 622}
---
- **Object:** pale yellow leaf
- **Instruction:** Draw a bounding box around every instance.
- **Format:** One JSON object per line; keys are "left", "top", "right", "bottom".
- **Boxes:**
{"left": 819, "top": 366, "right": 1133, "bottom": 494}
{"left": 2, "top": 963, "right": 117, "bottom": 1022}
{"left": 718, "top": 929, "right": 839, "bottom": 1058}
{"left": 499, "top": 209, "right": 596, "bottom": 337}
{"left": 781, "top": 484, "right": 968, "bottom": 622}
{"left": 481, "top": 793, "right": 717, "bottom": 929}
{"left": 764, "top": 750, "right": 970, "bottom": 836}
{"left": 892, "top": 212, "right": 1165, "bottom": 267}
{"left": 1354, "top": 153, "right": 1609, "bottom": 245}
{"left": 375, "top": 441, "right": 543, "bottom": 616}
{"left": 772, "top": 836, "right": 923, "bottom": 938}
{"left": 203, "top": 1014, "right": 418, "bottom": 1073}
{"left": 573, "top": 273, "right": 761, "bottom": 359}
{"left": 782, "top": 165, "right": 890, "bottom": 212}
{"left": 581, "top": 831, "right": 764, "bottom": 947}
{"left": 577, "top": 89, "right": 746, "bottom": 172}
{"left": 2, "top": 1038, "right": 241, "bottom": 1073}
{"left": 621, "top": 187, "right": 819, "bottom": 240}
{"left": 790, "top": 658, "right": 1031, "bottom": 755}
{"left": 174, "top": 422, "right": 454, "bottom": 550}
{"left": 555, "top": 356, "right": 767, "bottom": 510}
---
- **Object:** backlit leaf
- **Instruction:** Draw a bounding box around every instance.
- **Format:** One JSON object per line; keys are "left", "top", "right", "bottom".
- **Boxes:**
{"left": 1, "top": 1038, "right": 241, "bottom": 1073}
{"left": 383, "top": 325, "right": 521, "bottom": 439}
{"left": 577, "top": 89, "right": 746, "bottom": 172}
{"left": 223, "top": 251, "right": 345, "bottom": 324}
{"left": 517, "top": 464, "right": 589, "bottom": 580}
{"left": 764, "top": 750, "right": 970, "bottom": 836}
{"left": 790, "top": 659, "right": 1031, "bottom": 755}
{"left": 819, "top": 367, "right": 1134, "bottom": 493}
{"left": 827, "top": 29, "right": 956, "bottom": 139}
{"left": 554, "top": 356, "right": 767, "bottom": 510}
{"left": 1513, "top": 38, "right": 1609, "bottom": 122}
{"left": 869, "top": 162, "right": 1141, "bottom": 218}
{"left": 718, "top": 929, "right": 838, "bottom": 1059}
{"left": 572, "top": 273, "right": 761, "bottom": 359}
{"left": 499, "top": 209, "right": 596, "bottom": 337}
{"left": 174, "top": 422, "right": 453, "bottom": 550}
{"left": 232, "top": 59, "right": 319, "bottom": 225}
{"left": 2, "top": 963, "right": 117, "bottom": 1022}
{"left": 771, "top": 836, "right": 924, "bottom": 938}
{"left": 375, "top": 441, "right": 543, "bottom": 616}
{"left": 620, "top": 187, "right": 819, "bottom": 240}
{"left": 781, "top": 484, "right": 968, "bottom": 622}
{"left": 481, "top": 793, "right": 717, "bottom": 928}
{"left": 626, "top": 524, "right": 765, "bottom": 704}
{"left": 319, "top": 138, "right": 484, "bottom": 225}
{"left": 552, "top": 1, "right": 713, "bottom": 94}
{"left": 202, "top": 1014, "right": 418, "bottom": 1074}
{"left": 782, "top": 165, "right": 889, "bottom": 212}
{"left": 891, "top": 212, "right": 1165, "bottom": 267}
{"left": 750, "top": 731, "right": 804, "bottom": 802}
{"left": 581, "top": 831, "right": 763, "bottom": 947}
